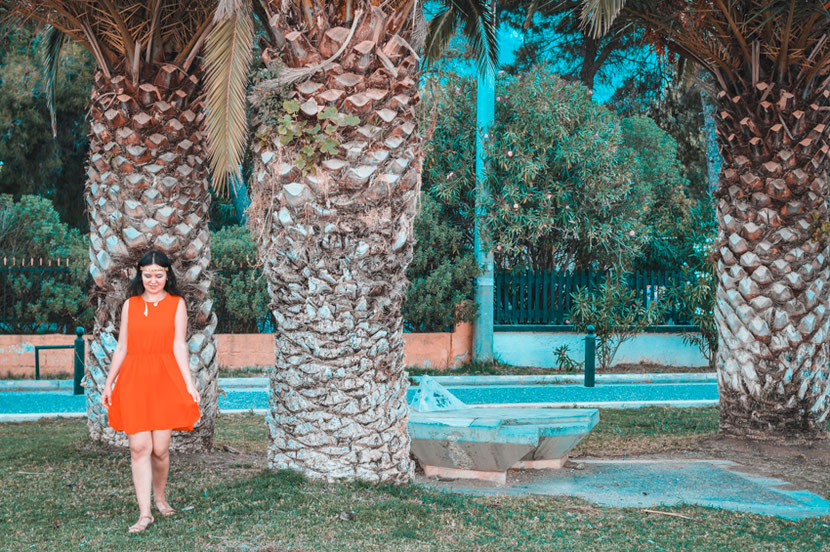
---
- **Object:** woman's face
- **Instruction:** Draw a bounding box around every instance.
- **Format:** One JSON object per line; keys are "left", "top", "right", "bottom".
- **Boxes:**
{"left": 141, "top": 264, "right": 167, "bottom": 293}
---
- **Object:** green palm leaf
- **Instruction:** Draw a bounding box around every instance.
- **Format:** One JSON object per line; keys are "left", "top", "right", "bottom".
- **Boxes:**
{"left": 424, "top": 0, "right": 499, "bottom": 76}
{"left": 204, "top": 0, "right": 255, "bottom": 197}
{"left": 581, "top": 0, "right": 626, "bottom": 38}
{"left": 40, "top": 25, "right": 65, "bottom": 138}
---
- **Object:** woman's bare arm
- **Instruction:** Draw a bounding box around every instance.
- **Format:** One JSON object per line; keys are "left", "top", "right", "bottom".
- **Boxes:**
{"left": 102, "top": 299, "right": 130, "bottom": 404}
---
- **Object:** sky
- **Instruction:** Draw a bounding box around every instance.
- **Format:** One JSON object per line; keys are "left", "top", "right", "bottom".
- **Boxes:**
{"left": 426, "top": 4, "right": 660, "bottom": 104}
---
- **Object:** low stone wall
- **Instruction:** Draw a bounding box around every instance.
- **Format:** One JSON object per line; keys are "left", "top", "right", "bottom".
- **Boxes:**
{"left": 494, "top": 330, "right": 708, "bottom": 368}
{"left": 0, "top": 323, "right": 474, "bottom": 377}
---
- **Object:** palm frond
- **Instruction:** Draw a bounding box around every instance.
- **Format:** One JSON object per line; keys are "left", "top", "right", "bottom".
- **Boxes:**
{"left": 581, "top": 0, "right": 626, "bottom": 38}
{"left": 423, "top": 0, "right": 499, "bottom": 77}
{"left": 40, "top": 25, "right": 65, "bottom": 138}
{"left": 204, "top": 0, "right": 255, "bottom": 197}
{"left": 422, "top": 7, "right": 459, "bottom": 68}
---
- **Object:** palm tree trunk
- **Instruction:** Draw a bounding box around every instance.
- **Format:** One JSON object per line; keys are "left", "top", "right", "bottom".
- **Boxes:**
{"left": 83, "top": 67, "right": 219, "bottom": 452}
{"left": 248, "top": 7, "right": 423, "bottom": 482}
{"left": 714, "top": 85, "right": 830, "bottom": 440}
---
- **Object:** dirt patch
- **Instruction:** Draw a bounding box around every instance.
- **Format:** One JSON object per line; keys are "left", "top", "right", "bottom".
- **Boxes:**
{"left": 693, "top": 435, "right": 830, "bottom": 497}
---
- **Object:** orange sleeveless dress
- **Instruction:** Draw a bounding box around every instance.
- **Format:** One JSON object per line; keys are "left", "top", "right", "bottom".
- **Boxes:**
{"left": 107, "top": 293, "right": 200, "bottom": 434}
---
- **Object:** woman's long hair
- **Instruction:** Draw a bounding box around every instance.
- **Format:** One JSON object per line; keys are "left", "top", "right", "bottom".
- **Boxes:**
{"left": 126, "top": 250, "right": 183, "bottom": 298}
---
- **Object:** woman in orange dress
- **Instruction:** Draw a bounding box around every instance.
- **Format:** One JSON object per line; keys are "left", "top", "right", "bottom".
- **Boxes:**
{"left": 100, "top": 249, "right": 201, "bottom": 533}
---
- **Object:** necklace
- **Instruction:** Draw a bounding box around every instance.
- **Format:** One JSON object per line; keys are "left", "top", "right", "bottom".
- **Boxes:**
{"left": 142, "top": 292, "right": 168, "bottom": 317}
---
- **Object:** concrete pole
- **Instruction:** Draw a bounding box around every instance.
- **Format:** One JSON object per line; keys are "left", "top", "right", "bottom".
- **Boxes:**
{"left": 473, "top": 59, "right": 495, "bottom": 362}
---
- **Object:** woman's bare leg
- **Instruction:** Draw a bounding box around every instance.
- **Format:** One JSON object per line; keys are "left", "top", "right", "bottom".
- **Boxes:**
{"left": 128, "top": 431, "right": 153, "bottom": 520}
{"left": 150, "top": 429, "right": 173, "bottom": 511}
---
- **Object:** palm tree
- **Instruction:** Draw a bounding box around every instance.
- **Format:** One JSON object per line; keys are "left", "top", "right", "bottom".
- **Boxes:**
{"left": 204, "top": 0, "right": 496, "bottom": 482}
{"left": 1, "top": 1, "right": 221, "bottom": 452}
{"left": 579, "top": 0, "right": 830, "bottom": 440}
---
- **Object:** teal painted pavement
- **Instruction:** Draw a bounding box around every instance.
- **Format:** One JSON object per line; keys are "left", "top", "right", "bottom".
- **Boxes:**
{"left": 433, "top": 459, "right": 830, "bottom": 520}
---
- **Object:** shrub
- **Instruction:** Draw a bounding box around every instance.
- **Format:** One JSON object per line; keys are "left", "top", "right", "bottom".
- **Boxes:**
{"left": 210, "top": 225, "right": 271, "bottom": 333}
{"left": 0, "top": 194, "right": 91, "bottom": 333}
{"left": 665, "top": 199, "right": 718, "bottom": 369}
{"left": 569, "top": 273, "right": 666, "bottom": 371}
{"left": 404, "top": 194, "right": 479, "bottom": 332}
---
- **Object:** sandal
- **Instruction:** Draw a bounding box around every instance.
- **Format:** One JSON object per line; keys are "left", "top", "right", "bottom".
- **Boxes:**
{"left": 128, "top": 515, "right": 154, "bottom": 533}
{"left": 155, "top": 501, "right": 176, "bottom": 517}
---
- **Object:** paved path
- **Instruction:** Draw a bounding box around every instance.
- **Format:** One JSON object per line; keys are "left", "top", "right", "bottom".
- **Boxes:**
{"left": 0, "top": 377, "right": 719, "bottom": 421}
{"left": 427, "top": 459, "right": 830, "bottom": 520}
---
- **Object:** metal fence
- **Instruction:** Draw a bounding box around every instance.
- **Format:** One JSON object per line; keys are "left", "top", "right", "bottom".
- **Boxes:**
{"left": 2, "top": 259, "right": 693, "bottom": 333}
{"left": 494, "top": 269, "right": 688, "bottom": 325}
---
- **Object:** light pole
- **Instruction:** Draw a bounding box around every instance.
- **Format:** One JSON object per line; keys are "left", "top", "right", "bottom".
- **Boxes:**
{"left": 473, "top": 13, "right": 496, "bottom": 362}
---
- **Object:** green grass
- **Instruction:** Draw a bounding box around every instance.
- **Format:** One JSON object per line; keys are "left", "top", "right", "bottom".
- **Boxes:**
{"left": 0, "top": 411, "right": 827, "bottom": 551}
{"left": 575, "top": 406, "right": 720, "bottom": 456}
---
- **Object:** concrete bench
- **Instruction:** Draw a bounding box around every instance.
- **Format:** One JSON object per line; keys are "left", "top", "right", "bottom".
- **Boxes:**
{"left": 407, "top": 377, "right": 599, "bottom": 484}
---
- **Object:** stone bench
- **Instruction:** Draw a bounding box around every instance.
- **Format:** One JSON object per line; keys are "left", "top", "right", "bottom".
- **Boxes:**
{"left": 407, "top": 376, "right": 599, "bottom": 484}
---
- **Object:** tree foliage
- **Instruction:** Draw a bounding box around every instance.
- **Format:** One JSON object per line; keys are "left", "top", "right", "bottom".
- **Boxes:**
{"left": 619, "top": 114, "right": 693, "bottom": 270}
{"left": 499, "top": 0, "right": 660, "bottom": 94}
{"left": 403, "top": 193, "right": 479, "bottom": 332}
{"left": 421, "top": 69, "right": 695, "bottom": 272}
{"left": 210, "top": 224, "right": 271, "bottom": 334}
{"left": 0, "top": 194, "right": 91, "bottom": 333}
{"left": 481, "top": 70, "right": 646, "bottom": 270}
{"left": 0, "top": 27, "right": 94, "bottom": 230}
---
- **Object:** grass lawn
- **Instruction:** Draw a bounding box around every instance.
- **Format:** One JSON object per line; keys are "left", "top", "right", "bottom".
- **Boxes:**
{"left": 1, "top": 409, "right": 827, "bottom": 551}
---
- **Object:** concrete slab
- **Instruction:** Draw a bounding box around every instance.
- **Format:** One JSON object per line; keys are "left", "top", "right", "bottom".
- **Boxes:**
{"left": 430, "top": 459, "right": 830, "bottom": 520}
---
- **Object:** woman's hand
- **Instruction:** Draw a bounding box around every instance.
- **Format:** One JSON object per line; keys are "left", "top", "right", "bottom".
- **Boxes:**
{"left": 187, "top": 383, "right": 201, "bottom": 405}
{"left": 101, "top": 384, "right": 113, "bottom": 407}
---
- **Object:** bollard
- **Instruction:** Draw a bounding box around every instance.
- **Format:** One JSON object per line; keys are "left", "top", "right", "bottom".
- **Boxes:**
{"left": 74, "top": 326, "right": 85, "bottom": 395}
{"left": 584, "top": 325, "right": 596, "bottom": 388}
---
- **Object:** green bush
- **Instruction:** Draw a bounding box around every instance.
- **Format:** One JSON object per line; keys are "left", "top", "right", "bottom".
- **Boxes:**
{"left": 404, "top": 194, "right": 479, "bottom": 332}
{"left": 665, "top": 199, "right": 718, "bottom": 368}
{"left": 210, "top": 225, "right": 271, "bottom": 333}
{"left": 0, "top": 194, "right": 91, "bottom": 333}
{"left": 619, "top": 115, "right": 694, "bottom": 270}
{"left": 569, "top": 273, "right": 666, "bottom": 371}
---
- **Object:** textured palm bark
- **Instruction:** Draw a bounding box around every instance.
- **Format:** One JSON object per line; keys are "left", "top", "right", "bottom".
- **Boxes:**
{"left": 248, "top": 6, "right": 422, "bottom": 482}
{"left": 713, "top": 85, "right": 830, "bottom": 440}
{"left": 84, "top": 68, "right": 219, "bottom": 452}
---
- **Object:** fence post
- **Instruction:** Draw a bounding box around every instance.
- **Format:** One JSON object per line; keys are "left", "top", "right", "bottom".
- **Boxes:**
{"left": 35, "top": 347, "right": 40, "bottom": 381}
{"left": 584, "top": 325, "right": 596, "bottom": 388}
{"left": 74, "top": 326, "right": 85, "bottom": 395}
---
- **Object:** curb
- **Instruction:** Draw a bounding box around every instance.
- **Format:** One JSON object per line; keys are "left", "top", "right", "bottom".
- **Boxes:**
{"left": 476, "top": 399, "right": 718, "bottom": 409}
{"left": 408, "top": 373, "right": 718, "bottom": 386}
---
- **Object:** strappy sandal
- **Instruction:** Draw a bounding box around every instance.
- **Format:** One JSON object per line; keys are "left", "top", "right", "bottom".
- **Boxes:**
{"left": 155, "top": 501, "right": 175, "bottom": 517}
{"left": 128, "top": 514, "right": 154, "bottom": 533}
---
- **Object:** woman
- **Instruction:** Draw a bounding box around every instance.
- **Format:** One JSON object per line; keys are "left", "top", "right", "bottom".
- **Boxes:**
{"left": 101, "top": 250, "right": 201, "bottom": 533}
